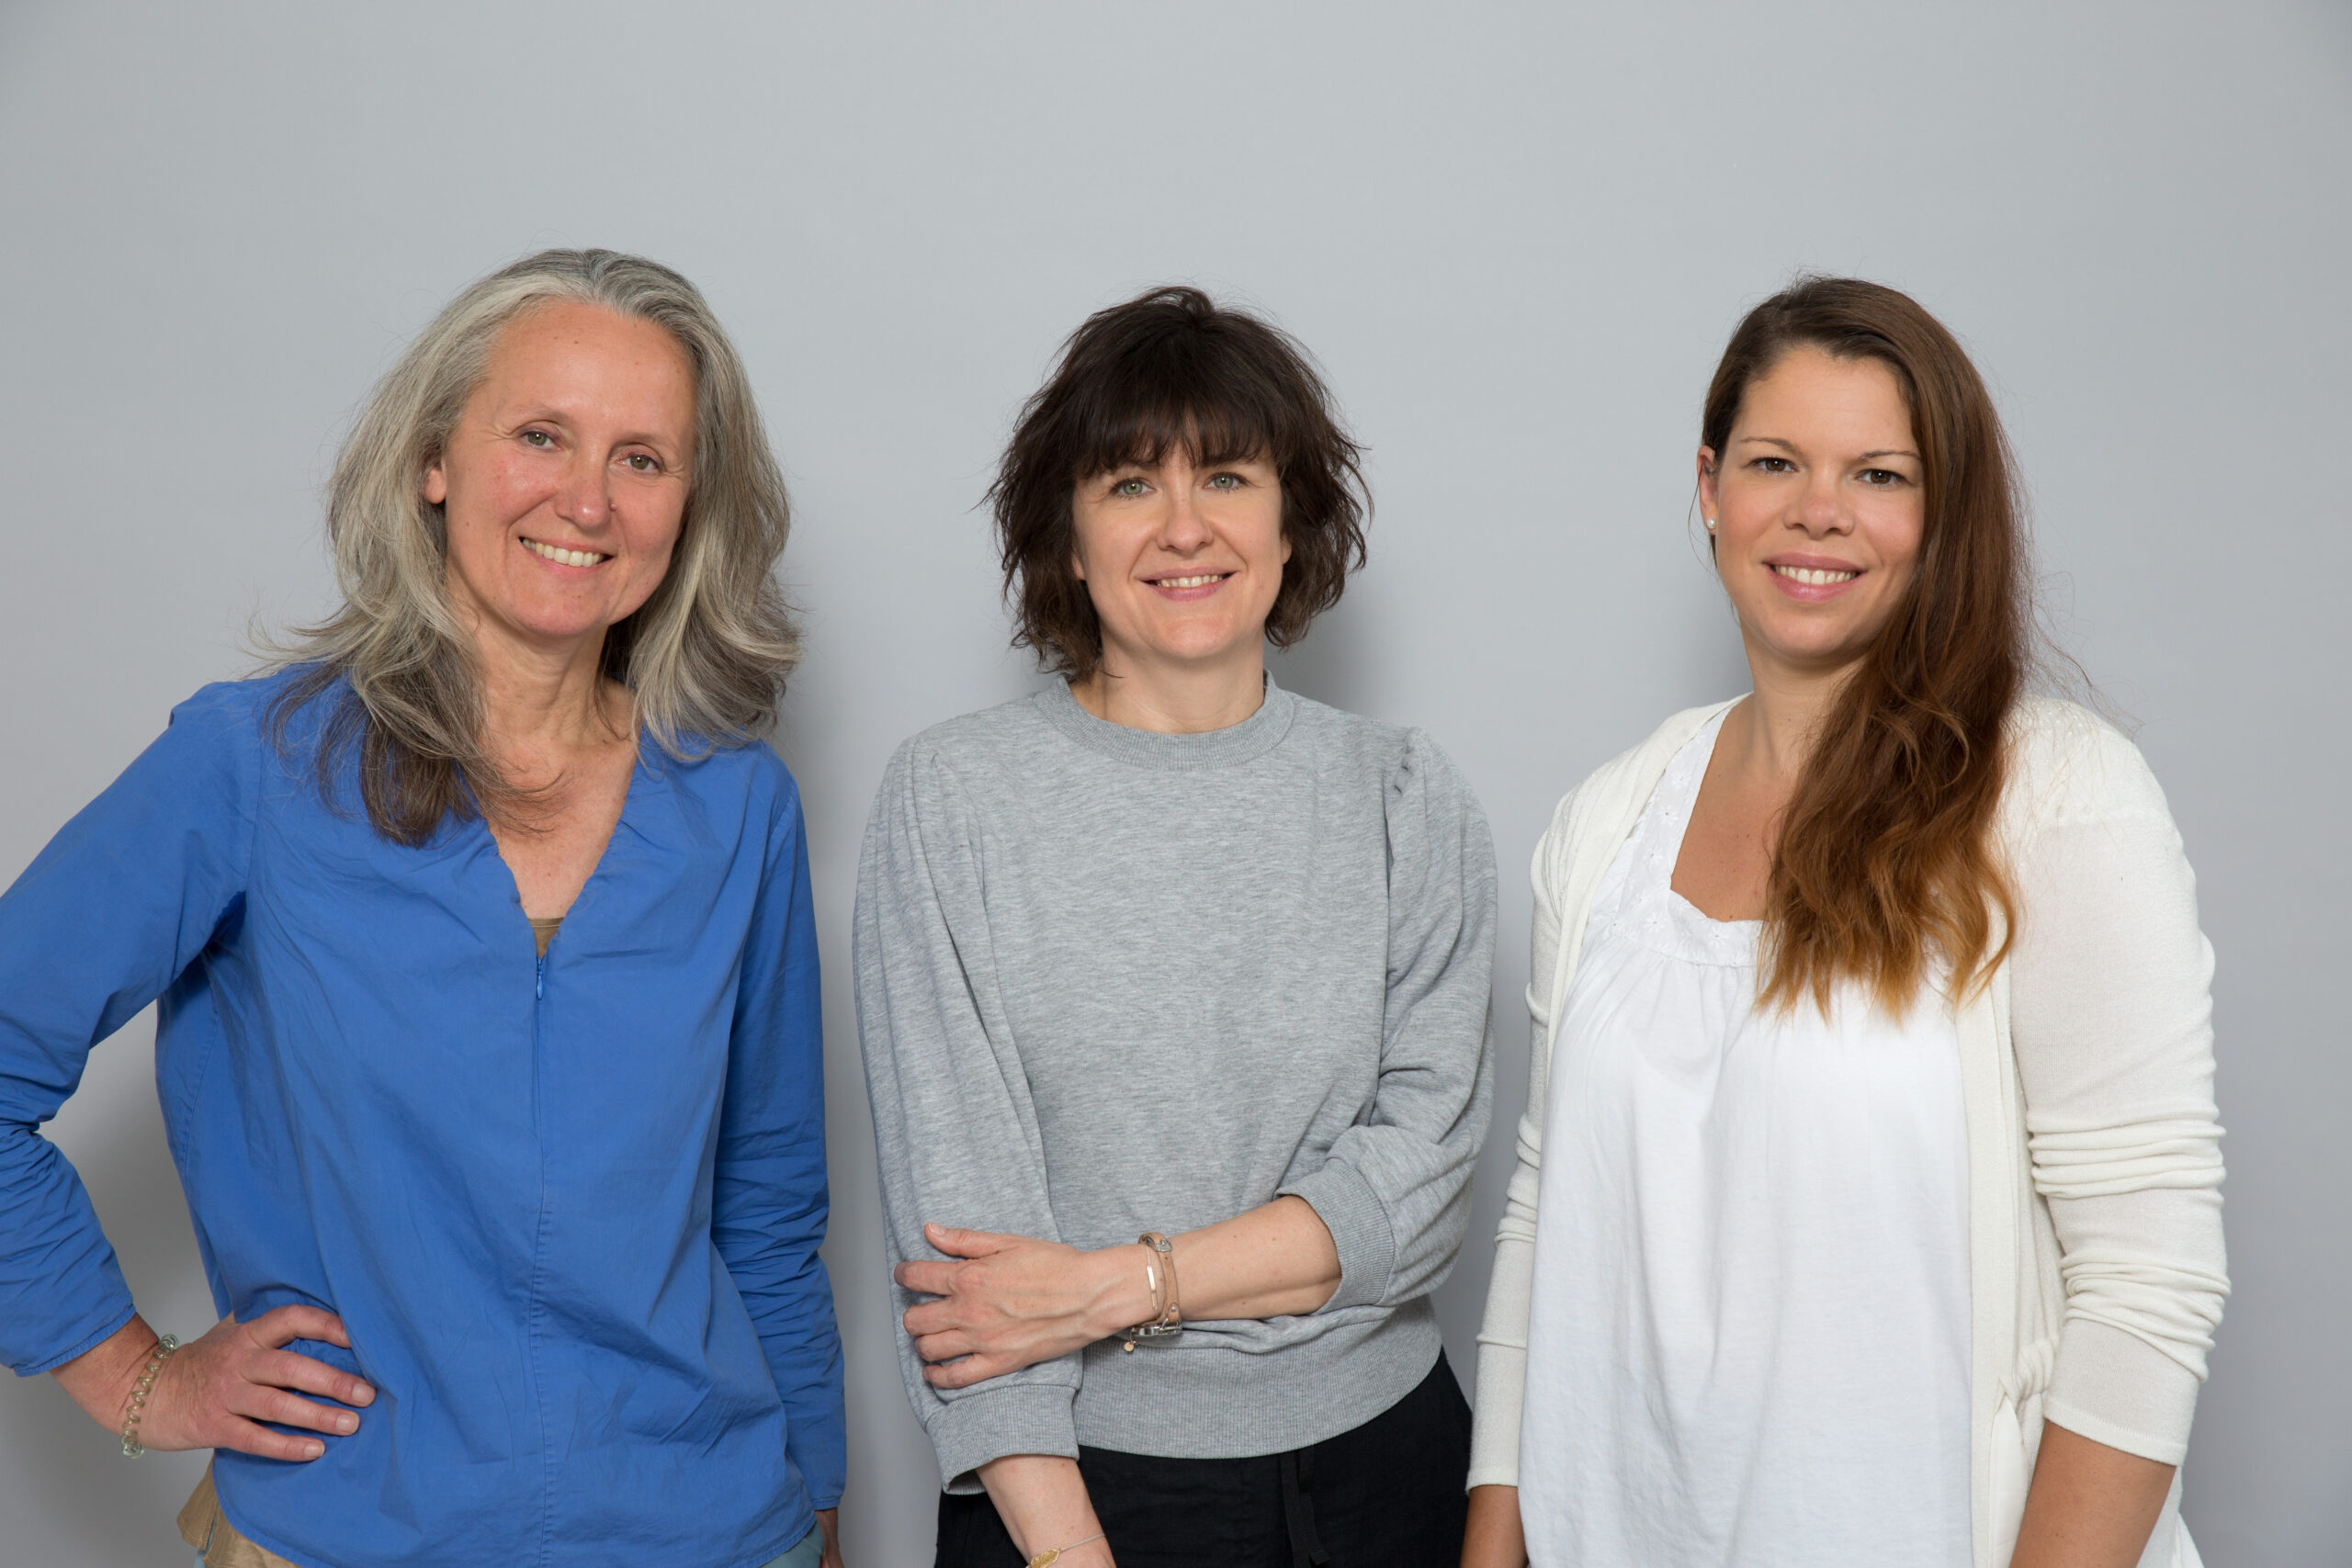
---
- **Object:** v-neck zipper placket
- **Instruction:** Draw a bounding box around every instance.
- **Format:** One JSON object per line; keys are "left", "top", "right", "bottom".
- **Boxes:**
{"left": 526, "top": 937, "right": 558, "bottom": 1567}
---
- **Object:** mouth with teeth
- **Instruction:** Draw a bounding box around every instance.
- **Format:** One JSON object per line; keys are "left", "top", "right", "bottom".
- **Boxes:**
{"left": 1763, "top": 558, "right": 1866, "bottom": 602}
{"left": 1145, "top": 570, "right": 1234, "bottom": 599}
{"left": 523, "top": 537, "right": 611, "bottom": 570}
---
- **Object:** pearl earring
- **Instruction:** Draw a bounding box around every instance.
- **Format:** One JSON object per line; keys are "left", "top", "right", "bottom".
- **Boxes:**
{"left": 1704, "top": 517, "right": 1718, "bottom": 532}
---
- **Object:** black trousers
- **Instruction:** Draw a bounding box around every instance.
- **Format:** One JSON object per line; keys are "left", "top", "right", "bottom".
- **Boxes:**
{"left": 935, "top": 1350, "right": 1472, "bottom": 1568}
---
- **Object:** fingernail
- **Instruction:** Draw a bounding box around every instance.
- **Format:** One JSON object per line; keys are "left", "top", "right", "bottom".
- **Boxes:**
{"left": 304, "top": 1441, "right": 324, "bottom": 1459}
{"left": 353, "top": 1383, "right": 375, "bottom": 1404}
{"left": 337, "top": 1413, "right": 358, "bottom": 1433}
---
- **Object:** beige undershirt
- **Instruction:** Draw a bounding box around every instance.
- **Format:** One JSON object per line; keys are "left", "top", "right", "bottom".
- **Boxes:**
{"left": 179, "top": 1465, "right": 296, "bottom": 1568}
{"left": 530, "top": 915, "right": 563, "bottom": 955}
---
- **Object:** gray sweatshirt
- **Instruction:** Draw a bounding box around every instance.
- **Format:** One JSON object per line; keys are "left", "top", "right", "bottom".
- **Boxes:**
{"left": 853, "top": 677, "right": 1497, "bottom": 1489}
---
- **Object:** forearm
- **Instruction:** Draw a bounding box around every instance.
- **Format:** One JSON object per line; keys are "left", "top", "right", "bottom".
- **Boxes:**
{"left": 1461, "top": 1483, "right": 1526, "bottom": 1567}
{"left": 49, "top": 1313, "right": 155, "bottom": 1431}
{"left": 1169, "top": 1195, "right": 1340, "bottom": 1321}
{"left": 978, "top": 1454, "right": 1114, "bottom": 1566}
{"left": 2008, "top": 1421, "right": 2174, "bottom": 1568}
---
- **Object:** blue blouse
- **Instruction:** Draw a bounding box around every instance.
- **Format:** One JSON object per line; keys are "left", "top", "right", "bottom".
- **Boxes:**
{"left": 0, "top": 671, "right": 844, "bottom": 1568}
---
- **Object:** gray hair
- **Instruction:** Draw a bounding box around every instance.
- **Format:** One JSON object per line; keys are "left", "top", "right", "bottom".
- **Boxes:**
{"left": 266, "top": 248, "right": 798, "bottom": 843}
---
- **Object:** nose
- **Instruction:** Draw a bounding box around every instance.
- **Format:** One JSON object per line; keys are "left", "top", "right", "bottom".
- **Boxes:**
{"left": 554, "top": 451, "right": 612, "bottom": 531}
{"left": 1791, "top": 469, "right": 1853, "bottom": 536}
{"left": 1158, "top": 483, "right": 1213, "bottom": 553}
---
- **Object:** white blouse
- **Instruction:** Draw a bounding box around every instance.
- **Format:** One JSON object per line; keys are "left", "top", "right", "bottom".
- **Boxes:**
{"left": 1519, "top": 711, "right": 1973, "bottom": 1567}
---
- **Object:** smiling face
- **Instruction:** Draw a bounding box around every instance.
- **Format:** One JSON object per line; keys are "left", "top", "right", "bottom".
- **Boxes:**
{"left": 424, "top": 299, "right": 696, "bottom": 664}
{"left": 1697, "top": 345, "right": 1926, "bottom": 681}
{"left": 1069, "top": 448, "right": 1290, "bottom": 678}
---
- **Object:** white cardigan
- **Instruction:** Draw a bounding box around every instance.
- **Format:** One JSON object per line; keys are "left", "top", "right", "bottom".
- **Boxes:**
{"left": 1469, "top": 698, "right": 2228, "bottom": 1568}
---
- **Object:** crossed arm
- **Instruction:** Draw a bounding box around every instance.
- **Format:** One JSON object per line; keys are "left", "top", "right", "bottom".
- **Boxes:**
{"left": 897, "top": 1195, "right": 1342, "bottom": 1568}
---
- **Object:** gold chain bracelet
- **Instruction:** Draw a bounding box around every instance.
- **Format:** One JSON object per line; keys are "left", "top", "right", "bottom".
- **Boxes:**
{"left": 1026, "top": 1530, "right": 1104, "bottom": 1567}
{"left": 119, "top": 1332, "right": 181, "bottom": 1457}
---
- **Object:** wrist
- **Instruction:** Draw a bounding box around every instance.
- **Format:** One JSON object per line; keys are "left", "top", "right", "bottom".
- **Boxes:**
{"left": 50, "top": 1315, "right": 159, "bottom": 1431}
{"left": 1084, "top": 1244, "right": 1158, "bottom": 1341}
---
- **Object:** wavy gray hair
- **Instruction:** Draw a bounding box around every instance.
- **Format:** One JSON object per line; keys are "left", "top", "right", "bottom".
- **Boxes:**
{"left": 266, "top": 248, "right": 798, "bottom": 843}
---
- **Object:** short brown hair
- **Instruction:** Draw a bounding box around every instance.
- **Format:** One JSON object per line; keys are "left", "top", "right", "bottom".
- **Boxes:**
{"left": 989, "top": 286, "right": 1368, "bottom": 679}
{"left": 1702, "top": 276, "right": 2030, "bottom": 1015}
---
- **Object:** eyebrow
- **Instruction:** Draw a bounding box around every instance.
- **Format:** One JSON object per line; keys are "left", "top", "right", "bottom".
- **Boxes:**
{"left": 1736, "top": 435, "right": 1921, "bottom": 461}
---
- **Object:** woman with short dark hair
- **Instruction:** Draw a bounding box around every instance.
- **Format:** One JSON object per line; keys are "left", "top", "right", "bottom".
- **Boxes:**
{"left": 1462, "top": 277, "right": 2227, "bottom": 1567}
{"left": 855, "top": 286, "right": 1498, "bottom": 1568}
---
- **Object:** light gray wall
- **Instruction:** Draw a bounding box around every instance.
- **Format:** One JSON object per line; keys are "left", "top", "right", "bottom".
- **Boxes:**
{"left": 2, "top": 3, "right": 2344, "bottom": 1562}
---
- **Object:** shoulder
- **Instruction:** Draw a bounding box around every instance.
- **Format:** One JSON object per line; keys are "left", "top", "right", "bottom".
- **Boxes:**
{"left": 1284, "top": 694, "right": 1484, "bottom": 818}
{"left": 869, "top": 692, "right": 1058, "bottom": 829}
{"left": 1545, "top": 700, "right": 1736, "bottom": 853}
{"left": 174, "top": 668, "right": 300, "bottom": 728}
{"left": 2001, "top": 695, "right": 2174, "bottom": 833}
{"left": 157, "top": 668, "right": 311, "bottom": 766}
{"left": 682, "top": 734, "right": 804, "bottom": 816}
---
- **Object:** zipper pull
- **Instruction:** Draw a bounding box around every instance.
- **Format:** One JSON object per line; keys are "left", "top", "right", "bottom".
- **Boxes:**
{"left": 535, "top": 952, "right": 545, "bottom": 1001}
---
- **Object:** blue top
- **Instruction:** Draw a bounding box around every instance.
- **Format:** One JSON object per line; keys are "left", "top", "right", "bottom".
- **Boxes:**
{"left": 0, "top": 671, "right": 845, "bottom": 1568}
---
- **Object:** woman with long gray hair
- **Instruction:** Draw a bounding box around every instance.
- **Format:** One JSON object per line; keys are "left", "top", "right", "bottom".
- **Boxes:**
{"left": 0, "top": 250, "right": 846, "bottom": 1568}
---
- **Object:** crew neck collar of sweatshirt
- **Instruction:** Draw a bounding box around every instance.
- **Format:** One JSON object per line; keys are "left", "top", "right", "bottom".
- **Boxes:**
{"left": 1035, "top": 672, "right": 1296, "bottom": 770}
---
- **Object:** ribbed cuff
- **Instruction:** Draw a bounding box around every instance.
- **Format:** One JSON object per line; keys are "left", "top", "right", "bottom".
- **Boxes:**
{"left": 1466, "top": 1339, "right": 1528, "bottom": 1490}
{"left": 2043, "top": 1318, "right": 2200, "bottom": 1466}
{"left": 922, "top": 1382, "right": 1079, "bottom": 1494}
{"left": 1283, "top": 1159, "right": 1396, "bottom": 1313}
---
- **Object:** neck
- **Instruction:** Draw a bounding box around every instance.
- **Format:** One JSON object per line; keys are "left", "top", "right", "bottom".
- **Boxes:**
{"left": 1724, "top": 637, "right": 1859, "bottom": 784}
{"left": 468, "top": 617, "right": 626, "bottom": 763}
{"left": 1069, "top": 641, "right": 1267, "bottom": 735}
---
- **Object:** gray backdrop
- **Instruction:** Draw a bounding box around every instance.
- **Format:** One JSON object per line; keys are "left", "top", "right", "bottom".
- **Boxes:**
{"left": 2, "top": 3, "right": 2345, "bottom": 1563}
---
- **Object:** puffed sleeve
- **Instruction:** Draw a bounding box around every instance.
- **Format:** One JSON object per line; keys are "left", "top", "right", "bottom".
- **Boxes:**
{"left": 712, "top": 767, "right": 846, "bottom": 1508}
{"left": 2008, "top": 717, "right": 2229, "bottom": 1466}
{"left": 853, "top": 741, "right": 1082, "bottom": 1492}
{"left": 1281, "top": 730, "right": 1497, "bottom": 1312}
{"left": 0, "top": 683, "right": 257, "bottom": 1373}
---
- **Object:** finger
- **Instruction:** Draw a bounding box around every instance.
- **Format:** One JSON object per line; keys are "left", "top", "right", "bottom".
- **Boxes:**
{"left": 923, "top": 1224, "right": 1011, "bottom": 1258}
{"left": 902, "top": 1297, "right": 968, "bottom": 1337}
{"left": 212, "top": 1413, "right": 331, "bottom": 1463}
{"left": 240, "top": 1386, "right": 364, "bottom": 1437}
{"left": 895, "top": 1261, "right": 956, "bottom": 1297}
{"left": 257, "top": 1348, "right": 376, "bottom": 1407}
{"left": 922, "top": 1354, "right": 1011, "bottom": 1390}
{"left": 245, "top": 1305, "right": 350, "bottom": 1351}
{"left": 912, "top": 1330, "right": 977, "bottom": 1365}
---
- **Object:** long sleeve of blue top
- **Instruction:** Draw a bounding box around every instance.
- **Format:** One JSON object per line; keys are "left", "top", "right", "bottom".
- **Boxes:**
{"left": 0, "top": 674, "right": 845, "bottom": 1568}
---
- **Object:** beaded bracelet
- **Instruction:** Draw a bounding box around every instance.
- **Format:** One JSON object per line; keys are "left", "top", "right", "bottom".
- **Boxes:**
{"left": 119, "top": 1332, "right": 181, "bottom": 1457}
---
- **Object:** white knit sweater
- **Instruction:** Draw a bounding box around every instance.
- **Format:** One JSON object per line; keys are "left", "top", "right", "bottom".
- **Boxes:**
{"left": 1469, "top": 697, "right": 2228, "bottom": 1568}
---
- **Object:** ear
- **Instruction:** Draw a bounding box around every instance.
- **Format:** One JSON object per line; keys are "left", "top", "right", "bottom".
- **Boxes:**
{"left": 423, "top": 455, "right": 448, "bottom": 507}
{"left": 1695, "top": 446, "right": 1721, "bottom": 519}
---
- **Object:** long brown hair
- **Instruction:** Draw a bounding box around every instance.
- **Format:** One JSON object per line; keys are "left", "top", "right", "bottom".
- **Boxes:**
{"left": 1702, "top": 277, "right": 2029, "bottom": 1013}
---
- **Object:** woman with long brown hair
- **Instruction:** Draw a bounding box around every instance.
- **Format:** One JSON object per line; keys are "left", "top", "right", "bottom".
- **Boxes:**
{"left": 1460, "top": 278, "right": 2226, "bottom": 1568}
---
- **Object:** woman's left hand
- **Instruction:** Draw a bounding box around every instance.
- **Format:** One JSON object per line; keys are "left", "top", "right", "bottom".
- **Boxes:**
{"left": 814, "top": 1506, "right": 844, "bottom": 1568}
{"left": 895, "top": 1223, "right": 1148, "bottom": 1388}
